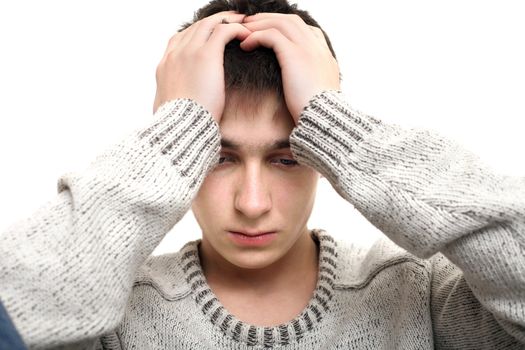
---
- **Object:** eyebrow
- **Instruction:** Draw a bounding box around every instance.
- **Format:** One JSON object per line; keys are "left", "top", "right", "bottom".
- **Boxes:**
{"left": 220, "top": 137, "right": 290, "bottom": 152}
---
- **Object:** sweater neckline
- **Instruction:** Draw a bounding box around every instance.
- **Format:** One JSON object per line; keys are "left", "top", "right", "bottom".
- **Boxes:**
{"left": 180, "top": 229, "right": 338, "bottom": 347}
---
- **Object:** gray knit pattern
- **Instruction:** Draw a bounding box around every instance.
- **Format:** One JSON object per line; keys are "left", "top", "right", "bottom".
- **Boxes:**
{"left": 1, "top": 91, "right": 524, "bottom": 349}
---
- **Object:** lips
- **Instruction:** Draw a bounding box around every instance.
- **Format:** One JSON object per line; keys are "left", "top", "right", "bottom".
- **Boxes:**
{"left": 229, "top": 231, "right": 275, "bottom": 237}
{"left": 227, "top": 230, "right": 278, "bottom": 246}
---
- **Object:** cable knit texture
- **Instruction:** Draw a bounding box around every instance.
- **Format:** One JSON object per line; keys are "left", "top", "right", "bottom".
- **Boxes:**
{"left": 1, "top": 92, "right": 524, "bottom": 349}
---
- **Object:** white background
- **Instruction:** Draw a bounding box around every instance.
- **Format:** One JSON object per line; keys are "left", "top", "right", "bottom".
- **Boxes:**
{"left": 0, "top": 1, "right": 523, "bottom": 255}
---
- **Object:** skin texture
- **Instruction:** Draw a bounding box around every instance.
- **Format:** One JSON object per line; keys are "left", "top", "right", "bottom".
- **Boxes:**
{"left": 154, "top": 11, "right": 340, "bottom": 324}
{"left": 241, "top": 13, "right": 340, "bottom": 122}
{"left": 192, "top": 93, "right": 320, "bottom": 325}
{"left": 153, "top": 11, "right": 251, "bottom": 119}
{"left": 193, "top": 93, "right": 319, "bottom": 268}
{"left": 154, "top": 12, "right": 340, "bottom": 124}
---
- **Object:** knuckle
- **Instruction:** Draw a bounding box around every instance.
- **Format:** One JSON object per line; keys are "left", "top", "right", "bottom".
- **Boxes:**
{"left": 268, "top": 27, "right": 280, "bottom": 35}
{"left": 313, "top": 26, "right": 323, "bottom": 35}
{"left": 155, "top": 62, "right": 166, "bottom": 81}
{"left": 212, "top": 23, "right": 227, "bottom": 34}
{"left": 228, "top": 22, "right": 241, "bottom": 29}
{"left": 165, "top": 50, "right": 179, "bottom": 63}
{"left": 201, "top": 15, "right": 218, "bottom": 26}
{"left": 211, "top": 22, "right": 239, "bottom": 37}
{"left": 167, "top": 33, "right": 180, "bottom": 46}
{"left": 289, "top": 14, "right": 303, "bottom": 23}
{"left": 192, "top": 20, "right": 204, "bottom": 32}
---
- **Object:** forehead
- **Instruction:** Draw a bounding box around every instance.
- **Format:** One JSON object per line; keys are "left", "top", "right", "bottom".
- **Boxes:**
{"left": 219, "top": 92, "right": 295, "bottom": 150}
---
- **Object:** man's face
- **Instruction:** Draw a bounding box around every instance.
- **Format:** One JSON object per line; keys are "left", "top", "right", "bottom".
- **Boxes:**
{"left": 192, "top": 93, "right": 319, "bottom": 269}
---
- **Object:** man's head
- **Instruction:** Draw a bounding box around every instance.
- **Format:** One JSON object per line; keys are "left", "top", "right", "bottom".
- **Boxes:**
{"left": 180, "top": 0, "right": 336, "bottom": 101}
{"left": 189, "top": 0, "right": 335, "bottom": 270}
{"left": 192, "top": 92, "right": 320, "bottom": 269}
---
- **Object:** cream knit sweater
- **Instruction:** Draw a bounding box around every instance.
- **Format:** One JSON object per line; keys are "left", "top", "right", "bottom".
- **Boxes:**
{"left": 1, "top": 91, "right": 524, "bottom": 349}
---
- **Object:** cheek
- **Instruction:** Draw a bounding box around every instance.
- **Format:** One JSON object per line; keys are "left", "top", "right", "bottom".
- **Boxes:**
{"left": 192, "top": 173, "right": 233, "bottom": 220}
{"left": 272, "top": 170, "right": 319, "bottom": 214}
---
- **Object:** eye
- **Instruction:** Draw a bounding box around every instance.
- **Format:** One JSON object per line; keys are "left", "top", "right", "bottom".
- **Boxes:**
{"left": 218, "top": 155, "right": 235, "bottom": 165}
{"left": 271, "top": 158, "right": 299, "bottom": 167}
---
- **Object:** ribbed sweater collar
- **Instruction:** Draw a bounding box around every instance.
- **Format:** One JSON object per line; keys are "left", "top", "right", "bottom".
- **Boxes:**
{"left": 180, "top": 229, "right": 338, "bottom": 347}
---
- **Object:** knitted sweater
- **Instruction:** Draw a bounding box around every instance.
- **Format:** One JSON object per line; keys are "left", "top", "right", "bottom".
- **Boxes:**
{"left": 1, "top": 91, "right": 524, "bottom": 349}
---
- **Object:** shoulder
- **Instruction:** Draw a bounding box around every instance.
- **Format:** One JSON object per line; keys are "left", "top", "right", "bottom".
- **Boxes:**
{"left": 133, "top": 240, "right": 200, "bottom": 300}
{"left": 330, "top": 232, "right": 436, "bottom": 289}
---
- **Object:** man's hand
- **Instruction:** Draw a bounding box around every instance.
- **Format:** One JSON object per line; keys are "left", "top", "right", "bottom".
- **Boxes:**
{"left": 241, "top": 13, "right": 340, "bottom": 124}
{"left": 153, "top": 11, "right": 251, "bottom": 122}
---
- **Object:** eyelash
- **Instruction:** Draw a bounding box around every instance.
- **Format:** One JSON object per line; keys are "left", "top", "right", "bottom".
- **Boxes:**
{"left": 217, "top": 156, "right": 299, "bottom": 167}
{"left": 217, "top": 156, "right": 233, "bottom": 165}
{"left": 272, "top": 158, "right": 299, "bottom": 166}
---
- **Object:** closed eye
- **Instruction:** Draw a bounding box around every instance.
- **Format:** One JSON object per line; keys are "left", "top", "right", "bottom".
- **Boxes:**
{"left": 218, "top": 155, "right": 235, "bottom": 164}
{"left": 216, "top": 154, "right": 299, "bottom": 168}
{"left": 271, "top": 158, "right": 299, "bottom": 167}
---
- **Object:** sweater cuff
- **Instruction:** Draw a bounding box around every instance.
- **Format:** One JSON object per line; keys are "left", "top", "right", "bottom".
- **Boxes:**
{"left": 290, "top": 91, "right": 382, "bottom": 185}
{"left": 138, "top": 99, "right": 220, "bottom": 188}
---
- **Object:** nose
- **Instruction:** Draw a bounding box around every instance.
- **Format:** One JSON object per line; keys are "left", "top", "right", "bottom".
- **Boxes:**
{"left": 234, "top": 165, "right": 272, "bottom": 219}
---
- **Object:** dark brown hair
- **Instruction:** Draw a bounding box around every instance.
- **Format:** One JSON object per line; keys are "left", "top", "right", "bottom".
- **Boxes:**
{"left": 181, "top": 0, "right": 336, "bottom": 100}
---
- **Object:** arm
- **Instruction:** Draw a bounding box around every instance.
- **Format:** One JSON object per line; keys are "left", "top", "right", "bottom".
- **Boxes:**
{"left": 0, "top": 11, "right": 250, "bottom": 349}
{"left": 242, "top": 12, "right": 525, "bottom": 346}
{"left": 289, "top": 90, "right": 525, "bottom": 345}
{"left": 0, "top": 100, "right": 219, "bottom": 348}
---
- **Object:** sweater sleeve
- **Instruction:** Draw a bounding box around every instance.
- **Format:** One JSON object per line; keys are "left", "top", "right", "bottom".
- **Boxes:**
{"left": 289, "top": 91, "right": 525, "bottom": 345}
{"left": 0, "top": 99, "right": 220, "bottom": 349}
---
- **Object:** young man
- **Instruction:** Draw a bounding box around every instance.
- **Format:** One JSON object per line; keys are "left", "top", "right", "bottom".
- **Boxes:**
{"left": 1, "top": 0, "right": 524, "bottom": 349}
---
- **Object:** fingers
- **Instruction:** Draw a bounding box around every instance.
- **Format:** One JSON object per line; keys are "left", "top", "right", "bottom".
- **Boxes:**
{"left": 242, "top": 17, "right": 306, "bottom": 43}
{"left": 154, "top": 11, "right": 256, "bottom": 120}
{"left": 190, "top": 11, "right": 246, "bottom": 44}
{"left": 242, "top": 12, "right": 292, "bottom": 22}
{"left": 240, "top": 28, "right": 292, "bottom": 53}
{"left": 207, "top": 23, "right": 252, "bottom": 52}
{"left": 163, "top": 11, "right": 245, "bottom": 54}
{"left": 164, "top": 12, "right": 325, "bottom": 57}
{"left": 309, "top": 25, "right": 326, "bottom": 41}
{"left": 242, "top": 13, "right": 330, "bottom": 53}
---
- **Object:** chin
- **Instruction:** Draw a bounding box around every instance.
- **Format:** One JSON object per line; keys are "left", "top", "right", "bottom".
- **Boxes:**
{"left": 224, "top": 250, "right": 283, "bottom": 270}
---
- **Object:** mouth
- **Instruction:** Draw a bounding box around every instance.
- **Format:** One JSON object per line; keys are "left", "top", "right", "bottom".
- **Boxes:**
{"left": 230, "top": 231, "right": 275, "bottom": 237}
{"left": 227, "top": 231, "right": 278, "bottom": 246}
